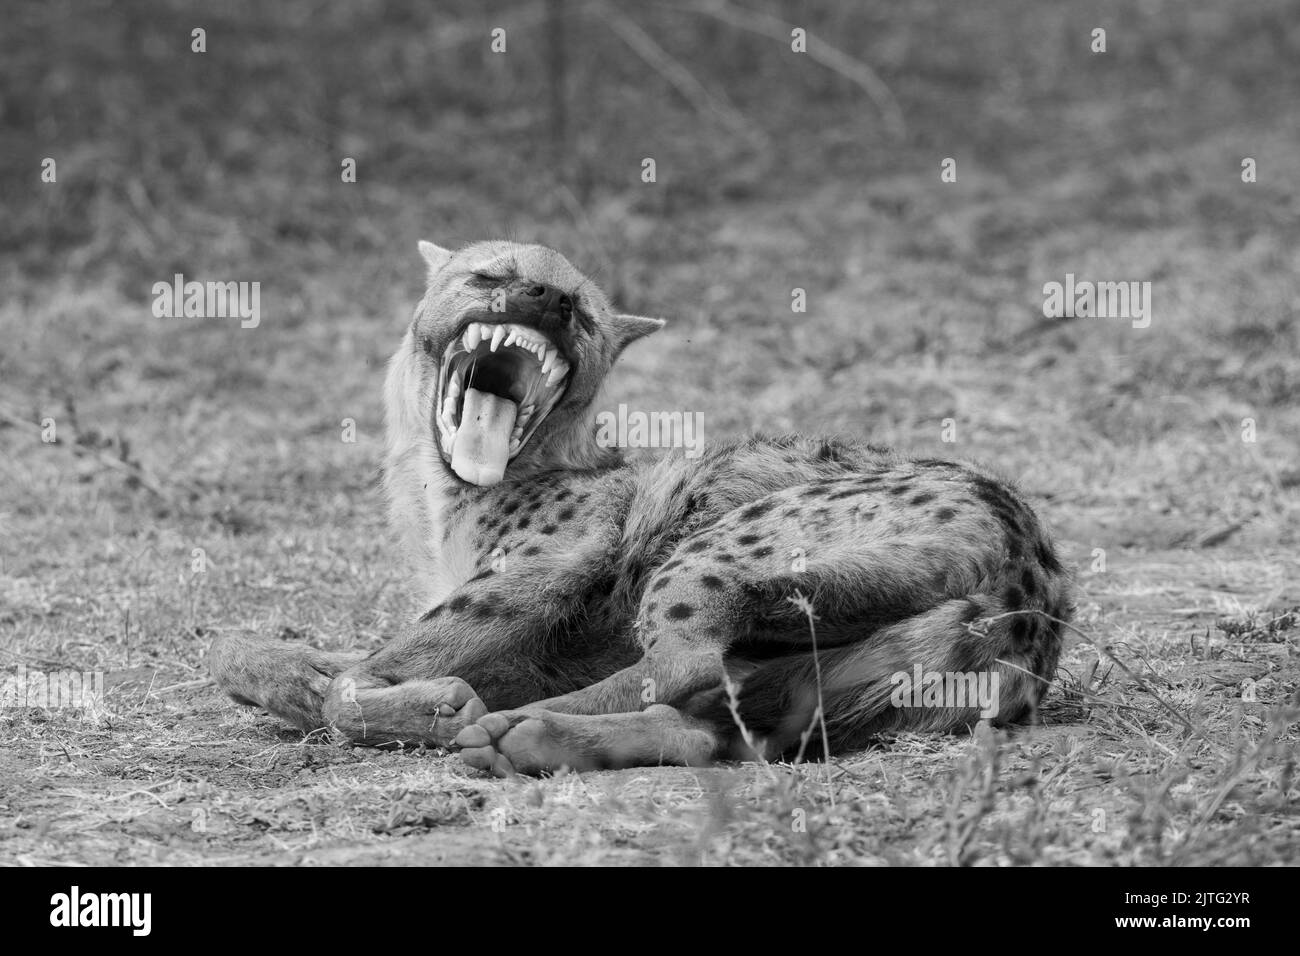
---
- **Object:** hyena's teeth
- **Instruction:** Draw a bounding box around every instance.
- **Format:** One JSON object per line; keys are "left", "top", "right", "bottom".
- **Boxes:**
{"left": 510, "top": 424, "right": 523, "bottom": 441}
{"left": 509, "top": 437, "right": 521, "bottom": 454}
{"left": 546, "top": 360, "right": 569, "bottom": 387}
{"left": 521, "top": 404, "right": 535, "bottom": 417}
{"left": 535, "top": 343, "right": 548, "bottom": 364}
{"left": 447, "top": 377, "right": 461, "bottom": 401}
{"left": 463, "top": 324, "right": 483, "bottom": 350}
{"left": 504, "top": 329, "right": 519, "bottom": 348}
{"left": 541, "top": 349, "right": 558, "bottom": 374}
{"left": 490, "top": 325, "right": 507, "bottom": 352}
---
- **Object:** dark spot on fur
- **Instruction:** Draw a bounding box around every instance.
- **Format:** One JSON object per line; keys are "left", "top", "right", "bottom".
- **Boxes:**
{"left": 781, "top": 507, "right": 800, "bottom": 518}
{"left": 700, "top": 574, "right": 725, "bottom": 589}
{"left": 685, "top": 539, "right": 710, "bottom": 553}
{"left": 828, "top": 489, "right": 860, "bottom": 501}
{"left": 517, "top": 516, "right": 531, "bottom": 530}
{"left": 661, "top": 559, "right": 683, "bottom": 573}
{"left": 540, "top": 524, "right": 558, "bottom": 535}
{"left": 889, "top": 484, "right": 912, "bottom": 496}
{"left": 969, "top": 477, "right": 1033, "bottom": 557}
{"left": 467, "top": 569, "right": 493, "bottom": 583}
{"left": 557, "top": 506, "right": 574, "bottom": 521}
{"left": 1020, "top": 566, "right": 1041, "bottom": 599}
{"left": 556, "top": 490, "right": 572, "bottom": 502}
{"left": 751, "top": 546, "right": 774, "bottom": 558}
{"left": 1004, "top": 585, "right": 1026, "bottom": 609}
{"left": 1035, "top": 538, "right": 1063, "bottom": 574}
{"left": 651, "top": 575, "right": 672, "bottom": 592}
{"left": 934, "top": 507, "right": 957, "bottom": 522}
{"left": 523, "top": 545, "right": 542, "bottom": 556}
{"left": 666, "top": 603, "right": 694, "bottom": 620}
{"left": 910, "top": 493, "right": 935, "bottom": 506}
{"left": 715, "top": 553, "right": 736, "bottom": 564}
{"left": 736, "top": 533, "right": 761, "bottom": 546}
{"left": 502, "top": 500, "right": 520, "bottom": 516}
{"left": 446, "top": 594, "right": 472, "bottom": 613}
{"left": 1011, "top": 615, "right": 1035, "bottom": 649}
{"left": 741, "top": 501, "right": 774, "bottom": 520}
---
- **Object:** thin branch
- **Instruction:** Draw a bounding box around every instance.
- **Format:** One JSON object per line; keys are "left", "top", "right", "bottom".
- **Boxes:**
{"left": 0, "top": 404, "right": 197, "bottom": 503}
{"left": 599, "top": 5, "right": 759, "bottom": 141}
{"left": 665, "top": 0, "right": 905, "bottom": 139}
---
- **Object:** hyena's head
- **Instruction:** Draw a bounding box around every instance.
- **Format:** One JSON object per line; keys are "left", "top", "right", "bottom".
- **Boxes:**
{"left": 386, "top": 240, "right": 664, "bottom": 487}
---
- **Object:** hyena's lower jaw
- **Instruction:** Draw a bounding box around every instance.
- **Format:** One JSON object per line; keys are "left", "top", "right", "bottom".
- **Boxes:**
{"left": 436, "top": 321, "right": 570, "bottom": 485}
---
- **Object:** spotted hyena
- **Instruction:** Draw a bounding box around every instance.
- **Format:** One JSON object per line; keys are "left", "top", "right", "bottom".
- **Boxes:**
{"left": 210, "top": 240, "right": 1073, "bottom": 776}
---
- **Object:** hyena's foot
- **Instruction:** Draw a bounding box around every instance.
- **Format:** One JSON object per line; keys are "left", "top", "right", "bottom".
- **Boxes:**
{"left": 454, "top": 706, "right": 719, "bottom": 777}
{"left": 454, "top": 711, "right": 552, "bottom": 777}
{"left": 322, "top": 673, "right": 489, "bottom": 748}
{"left": 209, "top": 631, "right": 365, "bottom": 733}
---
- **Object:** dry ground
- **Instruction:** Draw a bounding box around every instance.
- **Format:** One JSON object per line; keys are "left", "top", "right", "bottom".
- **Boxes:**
{"left": 2, "top": 1, "right": 1299, "bottom": 865}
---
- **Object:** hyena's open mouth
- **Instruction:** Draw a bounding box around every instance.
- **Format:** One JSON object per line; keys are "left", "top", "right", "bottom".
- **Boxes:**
{"left": 436, "top": 321, "right": 571, "bottom": 485}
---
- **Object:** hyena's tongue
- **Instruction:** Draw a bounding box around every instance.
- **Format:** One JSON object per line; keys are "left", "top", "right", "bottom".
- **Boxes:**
{"left": 451, "top": 387, "right": 518, "bottom": 486}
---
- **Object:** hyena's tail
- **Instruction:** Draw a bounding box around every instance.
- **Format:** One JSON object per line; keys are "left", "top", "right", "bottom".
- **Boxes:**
{"left": 727, "top": 593, "right": 1066, "bottom": 758}
{"left": 208, "top": 631, "right": 366, "bottom": 733}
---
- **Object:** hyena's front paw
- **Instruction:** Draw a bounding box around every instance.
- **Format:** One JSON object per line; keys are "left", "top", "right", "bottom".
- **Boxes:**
{"left": 423, "top": 676, "right": 490, "bottom": 747}
{"left": 455, "top": 710, "right": 583, "bottom": 777}
{"left": 322, "top": 673, "right": 488, "bottom": 748}
{"left": 209, "top": 631, "right": 364, "bottom": 733}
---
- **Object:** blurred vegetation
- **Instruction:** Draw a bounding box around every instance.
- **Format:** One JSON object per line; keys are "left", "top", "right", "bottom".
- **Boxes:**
{"left": 2, "top": 0, "right": 1298, "bottom": 523}
{"left": 4, "top": 0, "right": 1299, "bottom": 296}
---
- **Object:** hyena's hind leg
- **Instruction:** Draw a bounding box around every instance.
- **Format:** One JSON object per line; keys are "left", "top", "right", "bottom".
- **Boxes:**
{"left": 456, "top": 706, "right": 721, "bottom": 776}
{"left": 720, "top": 592, "right": 1065, "bottom": 759}
{"left": 209, "top": 632, "right": 366, "bottom": 734}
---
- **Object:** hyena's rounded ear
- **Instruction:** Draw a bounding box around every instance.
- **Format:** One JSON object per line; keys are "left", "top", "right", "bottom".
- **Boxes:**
{"left": 610, "top": 314, "right": 666, "bottom": 353}
{"left": 417, "top": 240, "right": 453, "bottom": 278}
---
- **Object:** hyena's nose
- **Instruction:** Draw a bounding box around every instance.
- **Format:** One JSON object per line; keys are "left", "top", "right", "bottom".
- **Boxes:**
{"left": 513, "top": 284, "right": 574, "bottom": 328}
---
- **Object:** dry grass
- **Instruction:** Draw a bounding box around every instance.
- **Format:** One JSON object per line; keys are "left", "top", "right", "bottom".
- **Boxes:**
{"left": 2, "top": 0, "right": 1299, "bottom": 865}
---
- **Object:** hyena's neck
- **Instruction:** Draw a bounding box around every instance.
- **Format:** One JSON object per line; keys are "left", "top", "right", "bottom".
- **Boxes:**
{"left": 383, "top": 419, "right": 626, "bottom": 604}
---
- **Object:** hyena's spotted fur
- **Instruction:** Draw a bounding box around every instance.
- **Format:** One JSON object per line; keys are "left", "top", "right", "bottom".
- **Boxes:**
{"left": 210, "top": 241, "right": 1072, "bottom": 776}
